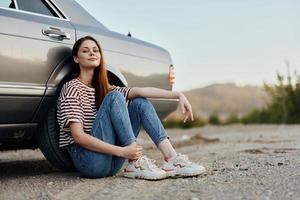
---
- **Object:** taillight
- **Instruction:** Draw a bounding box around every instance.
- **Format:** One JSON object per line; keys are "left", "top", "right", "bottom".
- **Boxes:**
{"left": 168, "top": 64, "right": 175, "bottom": 85}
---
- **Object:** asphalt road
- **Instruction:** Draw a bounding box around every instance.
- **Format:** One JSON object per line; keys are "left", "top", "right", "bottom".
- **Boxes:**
{"left": 0, "top": 125, "right": 300, "bottom": 200}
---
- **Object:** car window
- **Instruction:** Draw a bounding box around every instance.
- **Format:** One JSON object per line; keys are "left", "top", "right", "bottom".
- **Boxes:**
{"left": 0, "top": 0, "right": 16, "bottom": 8}
{"left": 16, "top": 0, "right": 59, "bottom": 17}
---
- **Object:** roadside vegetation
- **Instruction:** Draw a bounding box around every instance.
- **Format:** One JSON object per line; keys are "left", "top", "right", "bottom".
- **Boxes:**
{"left": 242, "top": 68, "right": 300, "bottom": 124}
{"left": 163, "top": 67, "right": 300, "bottom": 128}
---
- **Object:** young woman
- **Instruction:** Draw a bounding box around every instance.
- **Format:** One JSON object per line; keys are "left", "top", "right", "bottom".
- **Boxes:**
{"left": 57, "top": 36, "right": 205, "bottom": 180}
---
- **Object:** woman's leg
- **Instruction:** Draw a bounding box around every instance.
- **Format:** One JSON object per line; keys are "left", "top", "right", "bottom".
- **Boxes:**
{"left": 127, "top": 97, "right": 177, "bottom": 159}
{"left": 68, "top": 91, "right": 137, "bottom": 178}
{"left": 109, "top": 97, "right": 177, "bottom": 175}
{"left": 123, "top": 97, "right": 206, "bottom": 178}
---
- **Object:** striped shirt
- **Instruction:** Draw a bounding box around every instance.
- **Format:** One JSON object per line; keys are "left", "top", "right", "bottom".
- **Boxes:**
{"left": 57, "top": 78, "right": 131, "bottom": 148}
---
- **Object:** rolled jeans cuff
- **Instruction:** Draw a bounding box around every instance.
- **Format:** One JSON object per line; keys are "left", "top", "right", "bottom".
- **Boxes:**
{"left": 122, "top": 137, "right": 137, "bottom": 146}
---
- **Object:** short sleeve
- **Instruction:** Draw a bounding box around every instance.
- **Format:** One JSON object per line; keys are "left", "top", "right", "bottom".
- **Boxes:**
{"left": 57, "top": 96, "right": 84, "bottom": 129}
{"left": 110, "top": 86, "right": 131, "bottom": 102}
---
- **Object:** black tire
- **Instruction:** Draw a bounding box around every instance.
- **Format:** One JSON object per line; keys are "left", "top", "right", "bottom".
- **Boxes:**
{"left": 36, "top": 102, "right": 75, "bottom": 172}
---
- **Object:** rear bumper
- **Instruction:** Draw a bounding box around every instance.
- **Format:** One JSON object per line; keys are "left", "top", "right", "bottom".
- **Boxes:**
{"left": 148, "top": 98, "right": 178, "bottom": 120}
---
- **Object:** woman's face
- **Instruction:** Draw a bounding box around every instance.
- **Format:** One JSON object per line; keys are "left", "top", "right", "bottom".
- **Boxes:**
{"left": 74, "top": 39, "right": 101, "bottom": 69}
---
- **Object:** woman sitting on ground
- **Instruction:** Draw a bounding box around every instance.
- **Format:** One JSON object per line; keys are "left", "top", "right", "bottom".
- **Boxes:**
{"left": 57, "top": 36, "right": 205, "bottom": 180}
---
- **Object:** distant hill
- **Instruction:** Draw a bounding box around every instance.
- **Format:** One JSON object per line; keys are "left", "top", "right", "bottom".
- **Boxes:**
{"left": 168, "top": 83, "right": 270, "bottom": 119}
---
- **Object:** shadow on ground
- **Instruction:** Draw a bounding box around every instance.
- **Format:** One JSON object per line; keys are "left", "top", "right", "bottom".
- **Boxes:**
{"left": 0, "top": 159, "right": 60, "bottom": 180}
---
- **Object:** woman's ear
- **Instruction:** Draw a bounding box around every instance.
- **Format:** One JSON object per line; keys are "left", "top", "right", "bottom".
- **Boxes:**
{"left": 73, "top": 56, "right": 79, "bottom": 63}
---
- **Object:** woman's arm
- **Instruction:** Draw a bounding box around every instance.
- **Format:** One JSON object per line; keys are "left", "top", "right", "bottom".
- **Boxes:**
{"left": 128, "top": 87, "right": 181, "bottom": 99}
{"left": 69, "top": 122, "right": 142, "bottom": 160}
{"left": 128, "top": 87, "right": 194, "bottom": 122}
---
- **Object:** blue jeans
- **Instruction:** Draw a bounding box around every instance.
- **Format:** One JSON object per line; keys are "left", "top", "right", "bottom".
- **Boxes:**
{"left": 67, "top": 91, "right": 168, "bottom": 178}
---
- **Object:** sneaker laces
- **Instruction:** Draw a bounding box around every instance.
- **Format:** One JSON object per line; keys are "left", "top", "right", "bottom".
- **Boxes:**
{"left": 135, "top": 155, "right": 158, "bottom": 170}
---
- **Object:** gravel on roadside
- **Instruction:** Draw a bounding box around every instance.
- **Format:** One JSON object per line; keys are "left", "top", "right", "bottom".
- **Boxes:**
{"left": 0, "top": 125, "right": 300, "bottom": 200}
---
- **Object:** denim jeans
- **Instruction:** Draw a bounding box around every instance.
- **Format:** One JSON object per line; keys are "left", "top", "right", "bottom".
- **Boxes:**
{"left": 67, "top": 91, "right": 168, "bottom": 178}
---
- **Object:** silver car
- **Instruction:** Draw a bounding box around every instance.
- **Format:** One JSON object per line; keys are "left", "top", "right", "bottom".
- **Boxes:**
{"left": 0, "top": 0, "right": 177, "bottom": 171}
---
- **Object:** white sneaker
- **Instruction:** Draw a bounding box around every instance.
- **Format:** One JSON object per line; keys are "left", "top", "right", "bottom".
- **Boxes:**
{"left": 123, "top": 155, "right": 167, "bottom": 180}
{"left": 162, "top": 153, "right": 206, "bottom": 177}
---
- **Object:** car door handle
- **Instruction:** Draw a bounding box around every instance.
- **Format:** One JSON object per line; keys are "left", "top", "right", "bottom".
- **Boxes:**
{"left": 42, "top": 27, "right": 71, "bottom": 40}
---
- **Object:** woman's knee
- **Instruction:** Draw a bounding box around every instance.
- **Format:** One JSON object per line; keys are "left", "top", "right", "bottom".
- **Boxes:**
{"left": 131, "top": 98, "right": 154, "bottom": 115}
{"left": 131, "top": 97, "right": 153, "bottom": 110}
{"left": 95, "top": 91, "right": 126, "bottom": 118}
{"left": 106, "top": 91, "right": 126, "bottom": 102}
{"left": 106, "top": 91, "right": 124, "bottom": 99}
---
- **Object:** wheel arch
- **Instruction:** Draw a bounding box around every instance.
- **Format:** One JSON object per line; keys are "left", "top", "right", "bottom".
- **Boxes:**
{"left": 46, "top": 58, "right": 128, "bottom": 96}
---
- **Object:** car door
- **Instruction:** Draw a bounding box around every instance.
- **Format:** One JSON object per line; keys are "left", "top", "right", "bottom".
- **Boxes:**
{"left": 0, "top": 0, "right": 75, "bottom": 124}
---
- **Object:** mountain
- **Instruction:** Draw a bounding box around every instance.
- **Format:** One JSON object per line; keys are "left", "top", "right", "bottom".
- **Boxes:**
{"left": 169, "top": 83, "right": 270, "bottom": 119}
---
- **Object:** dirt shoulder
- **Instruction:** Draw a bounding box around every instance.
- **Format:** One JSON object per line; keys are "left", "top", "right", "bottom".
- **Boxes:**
{"left": 0, "top": 125, "right": 300, "bottom": 200}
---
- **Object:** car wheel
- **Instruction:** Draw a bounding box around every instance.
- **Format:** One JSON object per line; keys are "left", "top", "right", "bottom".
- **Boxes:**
{"left": 37, "top": 102, "right": 75, "bottom": 172}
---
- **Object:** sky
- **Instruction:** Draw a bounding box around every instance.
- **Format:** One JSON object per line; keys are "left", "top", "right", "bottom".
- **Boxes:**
{"left": 76, "top": 0, "right": 300, "bottom": 91}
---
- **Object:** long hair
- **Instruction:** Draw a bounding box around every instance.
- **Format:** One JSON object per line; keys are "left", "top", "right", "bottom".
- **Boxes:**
{"left": 72, "top": 36, "right": 110, "bottom": 109}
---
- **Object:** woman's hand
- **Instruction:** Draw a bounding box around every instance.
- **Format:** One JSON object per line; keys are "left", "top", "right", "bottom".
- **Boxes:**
{"left": 178, "top": 92, "right": 194, "bottom": 123}
{"left": 122, "top": 143, "right": 143, "bottom": 160}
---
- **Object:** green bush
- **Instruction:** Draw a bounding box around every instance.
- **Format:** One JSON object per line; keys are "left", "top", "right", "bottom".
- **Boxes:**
{"left": 225, "top": 114, "right": 240, "bottom": 124}
{"left": 208, "top": 114, "right": 221, "bottom": 125}
{"left": 163, "top": 117, "right": 206, "bottom": 129}
{"left": 241, "top": 109, "right": 268, "bottom": 124}
{"left": 242, "top": 67, "right": 300, "bottom": 124}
